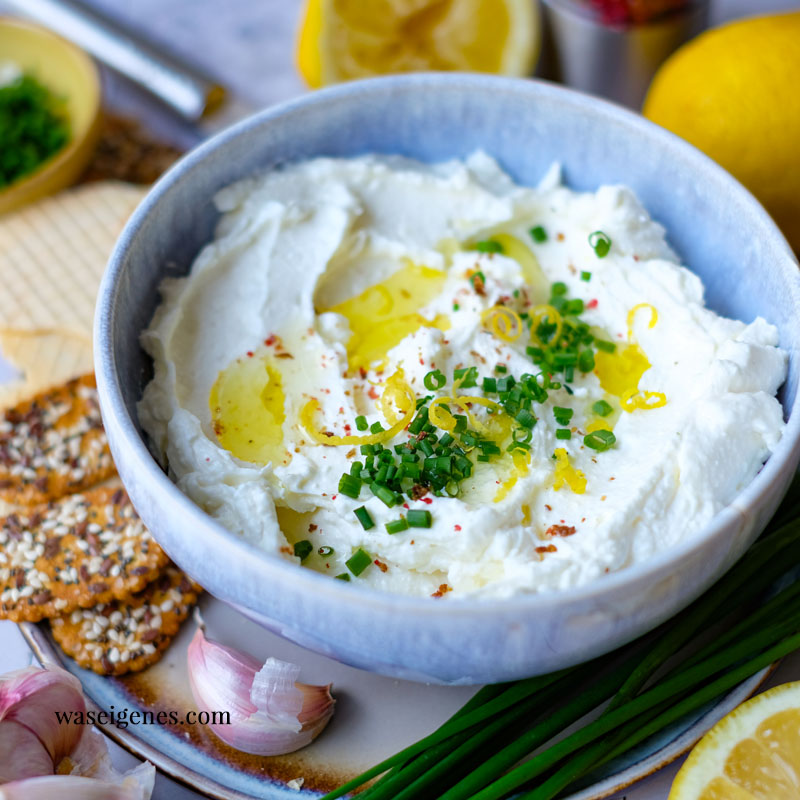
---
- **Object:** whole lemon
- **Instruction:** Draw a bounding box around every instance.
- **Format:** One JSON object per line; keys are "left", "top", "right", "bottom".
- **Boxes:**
{"left": 643, "top": 12, "right": 800, "bottom": 253}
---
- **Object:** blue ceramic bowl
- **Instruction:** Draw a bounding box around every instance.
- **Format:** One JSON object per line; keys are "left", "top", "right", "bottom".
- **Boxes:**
{"left": 95, "top": 74, "right": 800, "bottom": 685}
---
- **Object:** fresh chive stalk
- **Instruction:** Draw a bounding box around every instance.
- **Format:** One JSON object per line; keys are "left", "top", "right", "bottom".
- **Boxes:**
{"left": 322, "top": 504, "right": 800, "bottom": 800}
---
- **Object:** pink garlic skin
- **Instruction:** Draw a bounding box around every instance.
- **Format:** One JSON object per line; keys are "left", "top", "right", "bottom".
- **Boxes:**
{"left": 187, "top": 626, "right": 335, "bottom": 756}
{"left": 0, "top": 775, "right": 143, "bottom": 800}
{"left": 0, "top": 666, "right": 86, "bottom": 782}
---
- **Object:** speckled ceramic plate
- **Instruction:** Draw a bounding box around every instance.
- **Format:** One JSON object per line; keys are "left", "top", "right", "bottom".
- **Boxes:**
{"left": 20, "top": 594, "right": 773, "bottom": 800}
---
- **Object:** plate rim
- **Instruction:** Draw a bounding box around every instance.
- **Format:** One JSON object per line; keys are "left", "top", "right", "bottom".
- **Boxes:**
{"left": 19, "top": 620, "right": 777, "bottom": 800}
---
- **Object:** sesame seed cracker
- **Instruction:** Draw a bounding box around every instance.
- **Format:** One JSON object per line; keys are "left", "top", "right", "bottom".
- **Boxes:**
{"left": 0, "top": 486, "right": 168, "bottom": 622}
{"left": 0, "top": 374, "right": 115, "bottom": 506}
{"left": 50, "top": 565, "right": 201, "bottom": 676}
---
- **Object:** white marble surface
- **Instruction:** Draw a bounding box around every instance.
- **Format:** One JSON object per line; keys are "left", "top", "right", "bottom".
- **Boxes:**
{"left": 1, "top": 0, "right": 800, "bottom": 797}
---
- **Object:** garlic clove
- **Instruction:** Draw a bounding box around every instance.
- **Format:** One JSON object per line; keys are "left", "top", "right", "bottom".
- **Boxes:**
{"left": 0, "top": 721, "right": 54, "bottom": 783}
{"left": 187, "top": 625, "right": 335, "bottom": 756}
{"left": 0, "top": 775, "right": 148, "bottom": 800}
{"left": 0, "top": 666, "right": 86, "bottom": 775}
{"left": 66, "top": 726, "right": 156, "bottom": 797}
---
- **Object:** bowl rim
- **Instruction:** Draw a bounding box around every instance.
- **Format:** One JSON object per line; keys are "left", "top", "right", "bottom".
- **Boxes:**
{"left": 0, "top": 16, "right": 102, "bottom": 207}
{"left": 96, "top": 72, "right": 800, "bottom": 618}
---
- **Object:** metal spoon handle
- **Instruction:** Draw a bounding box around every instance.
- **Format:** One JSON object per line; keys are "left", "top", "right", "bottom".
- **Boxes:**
{"left": 3, "top": 0, "right": 226, "bottom": 120}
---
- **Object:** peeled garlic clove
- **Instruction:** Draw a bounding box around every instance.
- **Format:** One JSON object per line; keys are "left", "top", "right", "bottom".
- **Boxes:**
{"left": 0, "top": 775, "right": 147, "bottom": 800}
{"left": 0, "top": 666, "right": 86, "bottom": 780}
{"left": 187, "top": 625, "right": 335, "bottom": 756}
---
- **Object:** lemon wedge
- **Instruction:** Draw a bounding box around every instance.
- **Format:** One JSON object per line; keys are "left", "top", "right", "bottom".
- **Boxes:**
{"left": 297, "top": 0, "right": 540, "bottom": 88}
{"left": 669, "top": 680, "right": 800, "bottom": 799}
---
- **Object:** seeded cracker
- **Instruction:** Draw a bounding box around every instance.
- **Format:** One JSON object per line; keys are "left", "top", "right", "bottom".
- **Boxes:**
{"left": 0, "top": 374, "right": 114, "bottom": 506}
{"left": 50, "top": 565, "right": 201, "bottom": 676}
{"left": 0, "top": 487, "right": 168, "bottom": 622}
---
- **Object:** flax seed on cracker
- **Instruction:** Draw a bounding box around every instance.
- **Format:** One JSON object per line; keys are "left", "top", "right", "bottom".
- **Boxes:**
{"left": 0, "top": 374, "right": 115, "bottom": 506}
{"left": 0, "top": 486, "right": 167, "bottom": 622}
{"left": 50, "top": 565, "right": 202, "bottom": 676}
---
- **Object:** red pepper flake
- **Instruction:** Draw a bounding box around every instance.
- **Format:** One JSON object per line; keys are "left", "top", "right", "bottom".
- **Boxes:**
{"left": 410, "top": 540, "right": 415, "bottom": 545}
{"left": 546, "top": 524, "right": 577, "bottom": 537}
{"left": 587, "top": 299, "right": 598, "bottom": 309}
{"left": 339, "top": 406, "right": 345, "bottom": 414}
{"left": 419, "top": 357, "right": 425, "bottom": 365}
{"left": 280, "top": 546, "right": 293, "bottom": 555}
{"left": 601, "top": 495, "right": 607, "bottom": 502}
{"left": 374, "top": 559, "right": 388, "bottom": 573}
{"left": 454, "top": 524, "right": 462, "bottom": 532}
{"left": 344, "top": 424, "right": 352, "bottom": 433}
{"left": 633, "top": 254, "right": 640, "bottom": 262}
{"left": 332, "top": 495, "right": 337, "bottom": 500}
{"left": 308, "top": 524, "right": 318, "bottom": 532}
{"left": 403, "top": 503, "right": 409, "bottom": 509}
{"left": 368, "top": 386, "right": 379, "bottom": 400}
{"left": 264, "top": 335, "right": 277, "bottom": 346}
{"left": 431, "top": 583, "right": 451, "bottom": 598}
{"left": 422, "top": 497, "right": 433, "bottom": 505}
{"left": 536, "top": 544, "right": 557, "bottom": 554}
{"left": 609, "top": 477, "right": 615, "bottom": 481}
{"left": 246, "top": 350, "right": 254, "bottom": 357}
{"left": 544, "top": 504, "right": 552, "bottom": 511}
{"left": 556, "top": 232, "right": 565, "bottom": 241}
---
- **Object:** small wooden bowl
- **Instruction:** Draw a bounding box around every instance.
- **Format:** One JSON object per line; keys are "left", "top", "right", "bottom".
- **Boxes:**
{"left": 0, "top": 17, "right": 102, "bottom": 215}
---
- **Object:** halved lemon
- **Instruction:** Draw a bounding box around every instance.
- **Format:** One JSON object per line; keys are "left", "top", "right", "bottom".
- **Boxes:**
{"left": 669, "top": 681, "right": 800, "bottom": 799}
{"left": 297, "top": 0, "right": 540, "bottom": 88}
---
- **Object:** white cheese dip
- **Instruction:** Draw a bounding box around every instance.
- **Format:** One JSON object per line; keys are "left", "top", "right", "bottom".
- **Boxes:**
{"left": 139, "top": 153, "right": 787, "bottom": 599}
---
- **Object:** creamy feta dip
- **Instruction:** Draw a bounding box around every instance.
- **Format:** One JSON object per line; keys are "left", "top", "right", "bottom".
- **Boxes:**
{"left": 139, "top": 153, "right": 787, "bottom": 599}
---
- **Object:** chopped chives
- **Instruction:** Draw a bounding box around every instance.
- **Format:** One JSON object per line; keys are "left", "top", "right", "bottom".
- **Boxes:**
{"left": 360, "top": 444, "right": 374, "bottom": 455}
{"left": 578, "top": 348, "right": 595, "bottom": 372}
{"left": 516, "top": 409, "right": 536, "bottom": 429}
{"left": 589, "top": 230, "right": 612, "bottom": 258}
{"left": 346, "top": 548, "right": 372, "bottom": 576}
{"left": 513, "top": 426, "right": 533, "bottom": 444}
{"left": 418, "top": 438, "right": 435, "bottom": 457}
{"left": 584, "top": 429, "right": 617, "bottom": 451}
{"left": 409, "top": 408, "right": 429, "bottom": 435}
{"left": 553, "top": 406, "right": 574, "bottom": 426}
{"left": 593, "top": 399, "right": 613, "bottom": 417}
{"left": 556, "top": 428, "right": 572, "bottom": 440}
{"left": 529, "top": 225, "right": 547, "bottom": 243}
{"left": 497, "top": 375, "right": 516, "bottom": 392}
{"left": 581, "top": 271, "right": 592, "bottom": 281}
{"left": 370, "top": 420, "right": 385, "bottom": 434}
{"left": 318, "top": 545, "right": 334, "bottom": 557}
{"left": 354, "top": 506, "right": 374, "bottom": 530}
{"left": 338, "top": 473, "right": 361, "bottom": 499}
{"left": 355, "top": 415, "right": 368, "bottom": 431}
{"left": 370, "top": 482, "right": 399, "bottom": 507}
{"left": 474, "top": 240, "right": 502, "bottom": 254}
{"left": 482, "top": 376, "right": 497, "bottom": 393}
{"left": 386, "top": 517, "right": 409, "bottom": 534}
{"left": 551, "top": 282, "right": 568, "bottom": 296}
{"left": 439, "top": 433, "right": 454, "bottom": 447}
{"left": 453, "top": 414, "right": 468, "bottom": 434}
{"left": 595, "top": 339, "right": 616, "bottom": 353}
{"left": 453, "top": 302, "right": 460, "bottom": 311}
{"left": 454, "top": 366, "right": 479, "bottom": 388}
{"left": 334, "top": 572, "right": 350, "bottom": 581}
{"left": 470, "top": 271, "right": 487, "bottom": 291}
{"left": 495, "top": 364, "right": 508, "bottom": 374}
{"left": 407, "top": 509, "right": 432, "bottom": 528}
{"left": 424, "top": 369, "right": 446, "bottom": 390}
{"left": 293, "top": 540, "right": 313, "bottom": 561}
{"left": 350, "top": 460, "right": 363, "bottom": 477}
{"left": 477, "top": 454, "right": 491, "bottom": 462}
